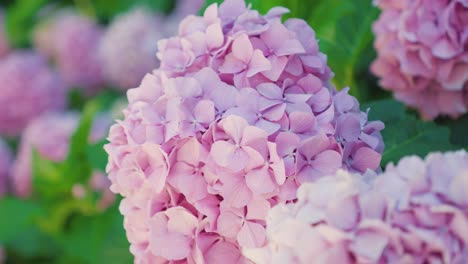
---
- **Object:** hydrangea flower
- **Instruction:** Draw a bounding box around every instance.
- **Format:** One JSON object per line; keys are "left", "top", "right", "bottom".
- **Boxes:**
{"left": 105, "top": 0, "right": 384, "bottom": 262}
{"left": 0, "top": 10, "right": 9, "bottom": 58}
{"left": 244, "top": 150, "right": 468, "bottom": 263}
{"left": 11, "top": 112, "right": 112, "bottom": 204}
{"left": 0, "top": 52, "right": 66, "bottom": 136}
{"left": 371, "top": 0, "right": 468, "bottom": 120}
{"left": 0, "top": 138, "right": 12, "bottom": 197}
{"left": 33, "top": 12, "right": 104, "bottom": 94}
{"left": 99, "top": 9, "right": 164, "bottom": 90}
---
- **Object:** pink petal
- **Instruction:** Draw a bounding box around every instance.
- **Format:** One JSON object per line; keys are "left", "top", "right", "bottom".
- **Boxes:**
{"left": 352, "top": 147, "right": 382, "bottom": 172}
{"left": 311, "top": 150, "right": 342, "bottom": 174}
{"left": 206, "top": 23, "right": 224, "bottom": 50}
{"left": 220, "top": 115, "right": 249, "bottom": 143}
{"left": 219, "top": 53, "right": 245, "bottom": 74}
{"left": 165, "top": 207, "right": 198, "bottom": 235}
{"left": 432, "top": 38, "right": 459, "bottom": 59}
{"left": 237, "top": 221, "right": 266, "bottom": 248}
{"left": 257, "top": 83, "right": 283, "bottom": 99}
{"left": 176, "top": 137, "right": 204, "bottom": 165}
{"left": 217, "top": 211, "right": 243, "bottom": 238}
{"left": 194, "top": 100, "right": 215, "bottom": 124}
{"left": 246, "top": 50, "right": 272, "bottom": 77}
{"left": 299, "top": 134, "right": 331, "bottom": 160}
{"left": 289, "top": 112, "right": 315, "bottom": 133}
{"left": 211, "top": 141, "right": 249, "bottom": 172}
{"left": 262, "top": 55, "right": 288, "bottom": 81}
{"left": 223, "top": 176, "right": 253, "bottom": 208}
{"left": 233, "top": 34, "right": 253, "bottom": 63}
{"left": 246, "top": 197, "right": 270, "bottom": 221}
{"left": 245, "top": 166, "right": 277, "bottom": 194}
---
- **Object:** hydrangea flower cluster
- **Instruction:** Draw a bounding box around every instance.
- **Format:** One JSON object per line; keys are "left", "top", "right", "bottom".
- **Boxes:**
{"left": 371, "top": 0, "right": 468, "bottom": 120}
{"left": 0, "top": 52, "right": 66, "bottom": 136}
{"left": 0, "top": 10, "right": 9, "bottom": 58}
{"left": 11, "top": 112, "right": 112, "bottom": 205}
{"left": 99, "top": 9, "right": 164, "bottom": 90}
{"left": 0, "top": 138, "right": 12, "bottom": 197}
{"left": 105, "top": 0, "right": 384, "bottom": 262}
{"left": 244, "top": 150, "right": 468, "bottom": 263}
{"left": 33, "top": 12, "right": 104, "bottom": 94}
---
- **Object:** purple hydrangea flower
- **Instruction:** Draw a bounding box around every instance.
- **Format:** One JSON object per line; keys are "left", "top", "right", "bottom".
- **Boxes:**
{"left": 99, "top": 9, "right": 164, "bottom": 90}
{"left": 371, "top": 0, "right": 468, "bottom": 120}
{"left": 33, "top": 11, "right": 104, "bottom": 94}
{"left": 0, "top": 52, "right": 66, "bottom": 136}
{"left": 105, "top": 0, "right": 385, "bottom": 262}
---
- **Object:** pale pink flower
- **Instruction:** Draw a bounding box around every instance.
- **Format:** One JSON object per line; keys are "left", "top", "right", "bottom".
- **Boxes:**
{"left": 245, "top": 150, "right": 468, "bottom": 263}
{"left": 0, "top": 52, "right": 66, "bottom": 136}
{"left": 371, "top": 0, "right": 468, "bottom": 119}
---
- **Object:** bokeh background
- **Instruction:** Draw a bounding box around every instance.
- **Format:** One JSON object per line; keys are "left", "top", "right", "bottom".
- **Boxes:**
{"left": 0, "top": 0, "right": 466, "bottom": 263}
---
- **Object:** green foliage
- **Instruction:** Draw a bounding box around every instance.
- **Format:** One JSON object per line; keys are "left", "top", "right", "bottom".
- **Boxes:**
{"left": 60, "top": 204, "right": 131, "bottom": 264}
{"left": 87, "top": 139, "right": 107, "bottom": 172}
{"left": 365, "top": 100, "right": 460, "bottom": 166}
{"left": 0, "top": 198, "right": 43, "bottom": 243}
{"left": 4, "top": 0, "right": 49, "bottom": 47}
{"left": 82, "top": 0, "right": 175, "bottom": 22}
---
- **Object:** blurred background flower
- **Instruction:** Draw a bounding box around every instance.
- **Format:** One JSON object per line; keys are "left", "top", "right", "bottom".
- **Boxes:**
{"left": 372, "top": 0, "right": 468, "bottom": 120}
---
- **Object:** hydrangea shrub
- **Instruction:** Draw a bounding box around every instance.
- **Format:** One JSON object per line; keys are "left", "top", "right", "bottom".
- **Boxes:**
{"left": 0, "top": 52, "right": 66, "bottom": 136}
{"left": 33, "top": 12, "right": 104, "bottom": 94}
{"left": 105, "top": 0, "right": 384, "bottom": 262}
{"left": 244, "top": 150, "right": 468, "bottom": 263}
{"left": 371, "top": 0, "right": 468, "bottom": 120}
{"left": 0, "top": 138, "right": 12, "bottom": 197}
{"left": 99, "top": 9, "right": 164, "bottom": 90}
{"left": 11, "top": 112, "right": 112, "bottom": 203}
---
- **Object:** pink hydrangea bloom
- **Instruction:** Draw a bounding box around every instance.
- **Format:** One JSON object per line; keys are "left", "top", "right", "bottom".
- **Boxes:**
{"left": 371, "top": 0, "right": 468, "bottom": 120}
{"left": 0, "top": 51, "right": 66, "bottom": 136}
{"left": 105, "top": 0, "right": 384, "bottom": 262}
{"left": 11, "top": 112, "right": 111, "bottom": 200}
{"left": 0, "top": 11, "right": 9, "bottom": 58}
{"left": 0, "top": 138, "right": 12, "bottom": 197}
{"left": 244, "top": 150, "right": 468, "bottom": 263}
{"left": 34, "top": 12, "right": 104, "bottom": 94}
{"left": 99, "top": 9, "right": 164, "bottom": 90}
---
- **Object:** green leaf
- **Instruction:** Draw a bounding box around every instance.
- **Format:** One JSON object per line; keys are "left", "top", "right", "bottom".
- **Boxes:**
{"left": 437, "top": 114, "right": 468, "bottom": 149}
{"left": 86, "top": 139, "right": 108, "bottom": 172}
{"left": 363, "top": 99, "right": 406, "bottom": 123}
{"left": 32, "top": 149, "right": 68, "bottom": 198}
{"left": 62, "top": 100, "right": 100, "bottom": 186}
{"left": 309, "top": 0, "right": 379, "bottom": 101}
{"left": 60, "top": 205, "right": 131, "bottom": 264}
{"left": 0, "top": 198, "right": 43, "bottom": 243}
{"left": 365, "top": 99, "right": 459, "bottom": 166}
{"left": 6, "top": 226, "right": 60, "bottom": 260}
{"left": 5, "top": 0, "right": 49, "bottom": 47}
